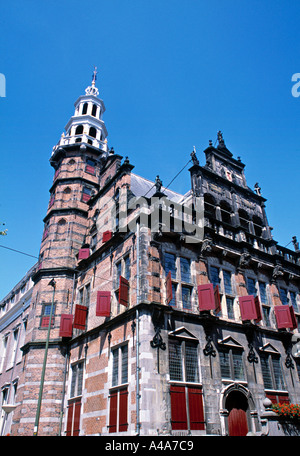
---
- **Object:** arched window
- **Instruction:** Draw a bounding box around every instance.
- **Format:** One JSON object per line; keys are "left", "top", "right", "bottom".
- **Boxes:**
{"left": 82, "top": 103, "right": 88, "bottom": 115}
{"left": 238, "top": 209, "right": 249, "bottom": 231}
{"left": 220, "top": 201, "right": 232, "bottom": 225}
{"left": 56, "top": 218, "right": 67, "bottom": 239}
{"left": 204, "top": 194, "right": 216, "bottom": 218}
{"left": 253, "top": 215, "right": 263, "bottom": 237}
{"left": 92, "top": 104, "right": 97, "bottom": 117}
{"left": 89, "top": 126, "right": 97, "bottom": 138}
{"left": 75, "top": 125, "right": 84, "bottom": 135}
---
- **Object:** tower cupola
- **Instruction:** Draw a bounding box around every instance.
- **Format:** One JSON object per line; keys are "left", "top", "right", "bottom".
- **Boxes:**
{"left": 52, "top": 67, "right": 108, "bottom": 154}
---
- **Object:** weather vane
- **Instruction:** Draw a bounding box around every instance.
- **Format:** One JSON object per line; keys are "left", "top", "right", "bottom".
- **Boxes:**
{"left": 92, "top": 66, "right": 97, "bottom": 85}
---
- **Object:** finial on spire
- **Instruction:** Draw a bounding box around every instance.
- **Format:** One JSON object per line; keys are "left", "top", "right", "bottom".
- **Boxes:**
{"left": 92, "top": 66, "right": 97, "bottom": 86}
{"left": 85, "top": 65, "right": 99, "bottom": 96}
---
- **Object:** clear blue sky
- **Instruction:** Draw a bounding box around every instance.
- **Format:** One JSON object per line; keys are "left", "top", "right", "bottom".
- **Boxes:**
{"left": 0, "top": 0, "right": 299, "bottom": 299}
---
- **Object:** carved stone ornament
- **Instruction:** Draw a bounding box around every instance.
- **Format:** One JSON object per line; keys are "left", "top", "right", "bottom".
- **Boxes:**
{"left": 238, "top": 252, "right": 251, "bottom": 269}
{"left": 272, "top": 264, "right": 284, "bottom": 281}
{"left": 200, "top": 238, "right": 213, "bottom": 256}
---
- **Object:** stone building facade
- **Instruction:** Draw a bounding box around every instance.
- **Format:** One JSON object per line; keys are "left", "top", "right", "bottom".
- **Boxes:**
{"left": 1, "top": 75, "right": 300, "bottom": 436}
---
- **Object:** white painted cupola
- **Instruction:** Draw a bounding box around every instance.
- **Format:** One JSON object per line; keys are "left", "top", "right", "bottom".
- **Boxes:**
{"left": 52, "top": 67, "right": 108, "bottom": 153}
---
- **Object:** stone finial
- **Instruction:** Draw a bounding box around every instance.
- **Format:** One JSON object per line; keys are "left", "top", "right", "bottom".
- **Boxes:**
{"left": 190, "top": 146, "right": 199, "bottom": 166}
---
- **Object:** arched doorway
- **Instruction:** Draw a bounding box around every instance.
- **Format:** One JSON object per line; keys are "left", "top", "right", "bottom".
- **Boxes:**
{"left": 226, "top": 390, "right": 248, "bottom": 436}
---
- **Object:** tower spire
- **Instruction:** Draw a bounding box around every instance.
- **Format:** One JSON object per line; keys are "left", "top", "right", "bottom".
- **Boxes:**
{"left": 92, "top": 66, "right": 97, "bottom": 86}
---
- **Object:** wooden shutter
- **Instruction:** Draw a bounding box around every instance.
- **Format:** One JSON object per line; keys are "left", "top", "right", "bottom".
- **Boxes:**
{"left": 85, "top": 165, "right": 95, "bottom": 175}
{"left": 274, "top": 305, "right": 297, "bottom": 329}
{"left": 197, "top": 283, "right": 215, "bottom": 311}
{"left": 66, "top": 398, "right": 81, "bottom": 436}
{"left": 108, "top": 390, "right": 118, "bottom": 433}
{"left": 78, "top": 248, "right": 90, "bottom": 260}
{"left": 119, "top": 387, "right": 128, "bottom": 432}
{"left": 102, "top": 230, "right": 112, "bottom": 243}
{"left": 239, "top": 295, "right": 257, "bottom": 321}
{"left": 66, "top": 401, "right": 74, "bottom": 436}
{"left": 214, "top": 285, "right": 221, "bottom": 314}
{"left": 59, "top": 314, "right": 73, "bottom": 338}
{"left": 188, "top": 387, "right": 205, "bottom": 430}
{"left": 170, "top": 385, "right": 188, "bottom": 430}
{"left": 96, "top": 291, "right": 111, "bottom": 317}
{"left": 166, "top": 271, "right": 173, "bottom": 305}
{"left": 73, "top": 305, "right": 88, "bottom": 330}
{"left": 73, "top": 399, "right": 81, "bottom": 436}
{"left": 254, "top": 296, "right": 262, "bottom": 323}
{"left": 119, "top": 276, "right": 129, "bottom": 307}
{"left": 289, "top": 305, "right": 298, "bottom": 330}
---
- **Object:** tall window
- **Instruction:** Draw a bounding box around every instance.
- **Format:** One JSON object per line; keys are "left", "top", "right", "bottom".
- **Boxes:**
{"left": 40, "top": 303, "right": 55, "bottom": 328}
{"left": 109, "top": 344, "right": 129, "bottom": 433}
{"left": 260, "top": 354, "right": 285, "bottom": 391}
{"left": 247, "top": 278, "right": 257, "bottom": 296}
{"left": 219, "top": 348, "right": 245, "bottom": 381}
{"left": 66, "top": 361, "right": 84, "bottom": 436}
{"left": 165, "top": 253, "right": 193, "bottom": 311}
{"left": 169, "top": 337, "right": 204, "bottom": 431}
{"left": 209, "top": 266, "right": 235, "bottom": 319}
{"left": 279, "top": 288, "right": 288, "bottom": 306}
{"left": 169, "top": 339, "right": 199, "bottom": 383}
{"left": 70, "top": 362, "right": 84, "bottom": 398}
{"left": 0, "top": 335, "right": 8, "bottom": 373}
{"left": 79, "top": 283, "right": 91, "bottom": 308}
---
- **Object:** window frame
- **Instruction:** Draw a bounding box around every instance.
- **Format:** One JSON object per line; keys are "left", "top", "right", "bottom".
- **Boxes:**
{"left": 164, "top": 252, "right": 193, "bottom": 311}
{"left": 260, "top": 353, "right": 286, "bottom": 392}
{"left": 168, "top": 337, "right": 200, "bottom": 384}
{"left": 219, "top": 347, "right": 245, "bottom": 382}
{"left": 208, "top": 265, "right": 236, "bottom": 319}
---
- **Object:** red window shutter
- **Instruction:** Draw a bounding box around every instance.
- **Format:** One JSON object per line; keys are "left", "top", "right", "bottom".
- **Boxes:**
{"left": 119, "top": 387, "right": 128, "bottom": 432}
{"left": 188, "top": 387, "right": 205, "bottom": 430}
{"left": 277, "top": 394, "right": 290, "bottom": 404}
{"left": 73, "top": 305, "right": 88, "bottom": 330}
{"left": 119, "top": 276, "right": 129, "bottom": 307}
{"left": 166, "top": 271, "right": 173, "bottom": 305}
{"left": 214, "top": 285, "right": 221, "bottom": 314}
{"left": 254, "top": 296, "right": 262, "bottom": 323}
{"left": 289, "top": 305, "right": 298, "bottom": 330}
{"left": 274, "top": 305, "right": 295, "bottom": 329}
{"left": 109, "top": 391, "right": 118, "bottom": 433}
{"left": 73, "top": 399, "right": 81, "bottom": 436}
{"left": 102, "top": 230, "right": 112, "bottom": 243}
{"left": 78, "top": 248, "right": 90, "bottom": 260}
{"left": 96, "top": 291, "right": 111, "bottom": 317}
{"left": 239, "top": 295, "right": 257, "bottom": 321}
{"left": 59, "top": 314, "right": 73, "bottom": 338}
{"left": 85, "top": 165, "right": 95, "bottom": 175}
{"left": 197, "top": 283, "right": 215, "bottom": 311}
{"left": 66, "top": 401, "right": 74, "bottom": 436}
{"left": 170, "top": 385, "right": 188, "bottom": 430}
{"left": 82, "top": 192, "right": 91, "bottom": 202}
{"left": 41, "top": 316, "right": 54, "bottom": 328}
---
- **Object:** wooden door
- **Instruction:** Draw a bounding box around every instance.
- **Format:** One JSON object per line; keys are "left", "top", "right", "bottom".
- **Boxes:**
{"left": 228, "top": 407, "right": 248, "bottom": 436}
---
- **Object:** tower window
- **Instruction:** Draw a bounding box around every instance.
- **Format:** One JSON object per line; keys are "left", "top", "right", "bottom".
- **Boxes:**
{"left": 89, "top": 127, "right": 97, "bottom": 138}
{"left": 75, "top": 125, "right": 84, "bottom": 135}
{"left": 82, "top": 103, "right": 88, "bottom": 115}
{"left": 92, "top": 104, "right": 97, "bottom": 117}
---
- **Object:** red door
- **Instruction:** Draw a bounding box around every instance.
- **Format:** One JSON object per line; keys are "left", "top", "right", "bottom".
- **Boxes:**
{"left": 228, "top": 408, "right": 248, "bottom": 436}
